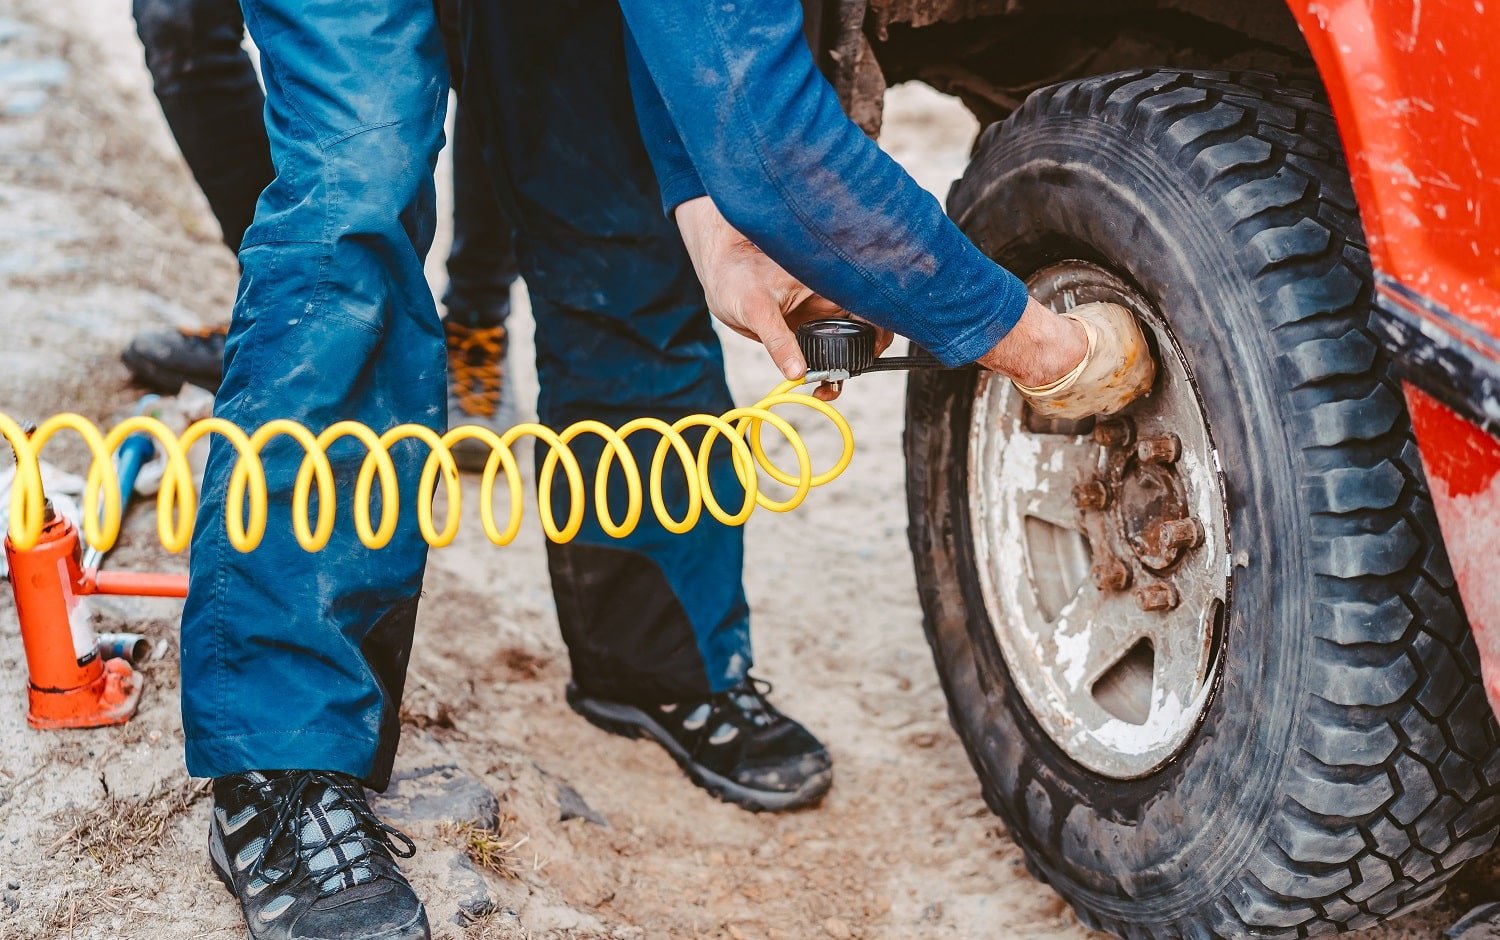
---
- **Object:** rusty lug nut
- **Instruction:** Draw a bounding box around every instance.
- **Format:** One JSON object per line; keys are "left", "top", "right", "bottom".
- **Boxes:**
{"left": 1158, "top": 518, "right": 1203, "bottom": 551}
{"left": 1093, "top": 418, "right": 1134, "bottom": 448}
{"left": 1136, "top": 582, "right": 1180, "bottom": 612}
{"left": 1072, "top": 480, "right": 1110, "bottom": 510}
{"left": 1137, "top": 433, "right": 1182, "bottom": 465}
{"left": 1092, "top": 556, "right": 1132, "bottom": 592}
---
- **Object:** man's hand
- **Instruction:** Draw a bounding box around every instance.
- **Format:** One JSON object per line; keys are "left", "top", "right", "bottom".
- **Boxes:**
{"left": 675, "top": 196, "right": 891, "bottom": 394}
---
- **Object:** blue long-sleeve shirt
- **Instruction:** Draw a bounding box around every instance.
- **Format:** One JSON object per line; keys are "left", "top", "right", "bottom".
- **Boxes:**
{"left": 617, "top": 0, "right": 1029, "bottom": 366}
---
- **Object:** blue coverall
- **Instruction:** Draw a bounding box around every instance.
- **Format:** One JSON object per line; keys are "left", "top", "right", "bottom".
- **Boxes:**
{"left": 180, "top": 0, "right": 1028, "bottom": 787}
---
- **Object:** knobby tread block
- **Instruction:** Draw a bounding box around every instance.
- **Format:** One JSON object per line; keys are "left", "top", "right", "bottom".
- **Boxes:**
{"left": 1313, "top": 461, "right": 1405, "bottom": 514}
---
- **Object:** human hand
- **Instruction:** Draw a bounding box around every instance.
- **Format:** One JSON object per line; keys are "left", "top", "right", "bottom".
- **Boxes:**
{"left": 675, "top": 196, "right": 891, "bottom": 397}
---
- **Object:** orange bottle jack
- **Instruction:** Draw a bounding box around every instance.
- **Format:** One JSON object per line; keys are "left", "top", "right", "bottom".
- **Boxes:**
{"left": 5, "top": 502, "right": 142, "bottom": 729}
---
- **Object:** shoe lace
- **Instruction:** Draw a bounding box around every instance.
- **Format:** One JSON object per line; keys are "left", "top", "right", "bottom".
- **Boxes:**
{"left": 714, "top": 675, "right": 780, "bottom": 731}
{"left": 246, "top": 771, "right": 416, "bottom": 894}
{"left": 446, "top": 322, "right": 506, "bottom": 419}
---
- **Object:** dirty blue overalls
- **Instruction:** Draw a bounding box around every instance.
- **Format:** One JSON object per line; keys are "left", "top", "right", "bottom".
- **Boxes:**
{"left": 180, "top": 0, "right": 1027, "bottom": 787}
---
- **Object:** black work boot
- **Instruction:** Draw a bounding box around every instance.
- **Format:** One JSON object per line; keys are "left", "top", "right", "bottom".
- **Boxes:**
{"left": 121, "top": 324, "right": 228, "bottom": 394}
{"left": 567, "top": 677, "right": 832, "bottom": 812}
{"left": 209, "top": 771, "right": 430, "bottom": 940}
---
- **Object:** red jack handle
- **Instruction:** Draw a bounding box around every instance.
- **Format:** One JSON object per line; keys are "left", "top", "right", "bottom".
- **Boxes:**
{"left": 78, "top": 569, "right": 189, "bottom": 598}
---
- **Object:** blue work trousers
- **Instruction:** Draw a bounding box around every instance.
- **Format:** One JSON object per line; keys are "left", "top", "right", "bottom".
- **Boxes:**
{"left": 132, "top": 0, "right": 516, "bottom": 324}
{"left": 181, "top": 0, "right": 751, "bottom": 787}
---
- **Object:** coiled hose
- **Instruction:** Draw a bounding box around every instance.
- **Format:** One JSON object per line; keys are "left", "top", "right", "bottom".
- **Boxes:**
{"left": 0, "top": 380, "right": 854, "bottom": 554}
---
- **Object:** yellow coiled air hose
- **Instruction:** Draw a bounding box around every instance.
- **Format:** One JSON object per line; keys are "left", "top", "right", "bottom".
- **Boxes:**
{"left": 0, "top": 379, "right": 854, "bottom": 555}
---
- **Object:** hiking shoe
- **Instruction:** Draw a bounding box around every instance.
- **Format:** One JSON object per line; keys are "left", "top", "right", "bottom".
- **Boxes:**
{"left": 1015, "top": 301, "right": 1156, "bottom": 420}
{"left": 121, "top": 324, "right": 228, "bottom": 394}
{"left": 209, "top": 770, "right": 429, "bottom": 940}
{"left": 567, "top": 677, "right": 832, "bottom": 812}
{"left": 445, "top": 319, "right": 518, "bottom": 473}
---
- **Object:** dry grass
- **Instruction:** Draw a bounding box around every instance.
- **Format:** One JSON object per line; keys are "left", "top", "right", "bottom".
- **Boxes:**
{"left": 34, "top": 776, "right": 211, "bottom": 939}
{"left": 459, "top": 907, "right": 527, "bottom": 937}
{"left": 47, "top": 777, "right": 209, "bottom": 876}
{"left": 441, "top": 815, "right": 538, "bottom": 881}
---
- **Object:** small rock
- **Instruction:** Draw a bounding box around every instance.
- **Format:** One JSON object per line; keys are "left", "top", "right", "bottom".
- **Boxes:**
{"left": 908, "top": 730, "right": 939, "bottom": 749}
{"left": 556, "top": 781, "right": 607, "bottom": 827}
{"left": 822, "top": 916, "right": 852, "bottom": 939}
{"left": 2, "top": 891, "right": 18, "bottom": 913}
{"left": 1, "top": 88, "right": 46, "bottom": 118}
{"left": 369, "top": 764, "right": 498, "bottom": 832}
{"left": 0, "top": 18, "right": 32, "bottom": 45}
{"left": 447, "top": 854, "right": 496, "bottom": 926}
{"left": 4, "top": 882, "right": 16, "bottom": 891}
{"left": 0, "top": 59, "right": 67, "bottom": 91}
{"left": 1447, "top": 902, "right": 1500, "bottom": 939}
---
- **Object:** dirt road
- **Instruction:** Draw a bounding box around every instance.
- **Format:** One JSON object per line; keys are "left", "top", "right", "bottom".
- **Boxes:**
{"left": 0, "top": 4, "right": 1491, "bottom": 937}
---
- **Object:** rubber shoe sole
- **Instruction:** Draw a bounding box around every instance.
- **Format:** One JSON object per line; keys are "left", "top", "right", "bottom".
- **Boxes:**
{"left": 120, "top": 345, "right": 190, "bottom": 395}
{"left": 208, "top": 824, "right": 429, "bottom": 940}
{"left": 121, "top": 346, "right": 223, "bottom": 396}
{"left": 566, "top": 683, "right": 832, "bottom": 813}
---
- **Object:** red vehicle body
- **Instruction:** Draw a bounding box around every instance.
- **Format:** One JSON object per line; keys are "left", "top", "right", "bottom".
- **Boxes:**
{"left": 1289, "top": 0, "right": 1500, "bottom": 715}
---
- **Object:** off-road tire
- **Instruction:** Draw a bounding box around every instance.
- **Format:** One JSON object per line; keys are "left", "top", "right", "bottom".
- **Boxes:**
{"left": 905, "top": 69, "right": 1500, "bottom": 937}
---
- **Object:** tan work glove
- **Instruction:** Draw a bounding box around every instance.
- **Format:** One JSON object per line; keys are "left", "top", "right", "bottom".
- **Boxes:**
{"left": 1013, "top": 301, "right": 1156, "bottom": 420}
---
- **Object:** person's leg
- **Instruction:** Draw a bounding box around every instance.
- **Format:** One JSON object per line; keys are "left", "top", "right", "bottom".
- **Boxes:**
{"left": 444, "top": 101, "right": 517, "bottom": 329}
{"left": 181, "top": 2, "right": 447, "bottom": 935}
{"left": 442, "top": 99, "right": 521, "bottom": 454}
{"left": 131, "top": 0, "right": 271, "bottom": 253}
{"left": 458, "top": 0, "right": 829, "bottom": 810}
{"left": 460, "top": 0, "right": 744, "bottom": 703}
{"left": 181, "top": 0, "right": 447, "bottom": 792}
{"left": 123, "top": 0, "right": 273, "bottom": 395}
{"left": 431, "top": 0, "right": 519, "bottom": 457}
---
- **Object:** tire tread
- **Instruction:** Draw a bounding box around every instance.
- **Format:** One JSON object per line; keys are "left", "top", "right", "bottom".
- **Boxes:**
{"left": 920, "top": 68, "right": 1497, "bottom": 937}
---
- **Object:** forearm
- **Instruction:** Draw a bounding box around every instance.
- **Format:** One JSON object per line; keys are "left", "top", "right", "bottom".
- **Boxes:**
{"left": 616, "top": 0, "right": 1027, "bottom": 366}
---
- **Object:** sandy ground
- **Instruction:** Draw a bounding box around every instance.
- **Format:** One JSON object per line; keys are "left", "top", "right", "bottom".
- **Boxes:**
{"left": 0, "top": 4, "right": 1495, "bottom": 938}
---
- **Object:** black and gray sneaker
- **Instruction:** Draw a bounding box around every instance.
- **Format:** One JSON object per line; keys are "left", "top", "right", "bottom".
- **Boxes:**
{"left": 209, "top": 770, "right": 429, "bottom": 940}
{"left": 567, "top": 677, "right": 832, "bottom": 812}
{"left": 121, "top": 324, "right": 228, "bottom": 394}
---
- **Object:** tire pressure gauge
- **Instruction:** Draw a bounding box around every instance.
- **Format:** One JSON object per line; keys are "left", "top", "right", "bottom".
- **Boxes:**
{"left": 794, "top": 319, "right": 958, "bottom": 386}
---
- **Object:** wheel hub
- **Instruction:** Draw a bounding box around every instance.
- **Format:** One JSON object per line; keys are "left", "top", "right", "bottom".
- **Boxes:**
{"left": 1110, "top": 429, "right": 1197, "bottom": 573}
{"left": 967, "top": 261, "right": 1230, "bottom": 779}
